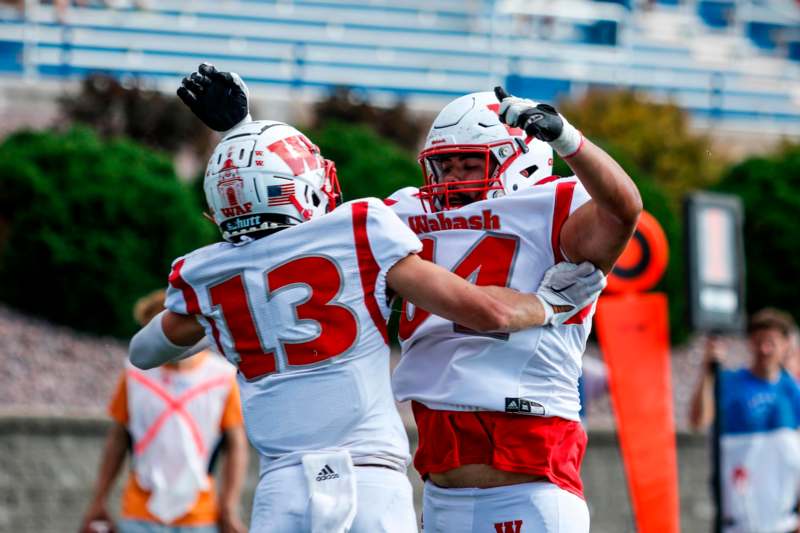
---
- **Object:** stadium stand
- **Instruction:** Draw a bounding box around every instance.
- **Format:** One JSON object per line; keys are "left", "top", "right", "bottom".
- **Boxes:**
{"left": 0, "top": 0, "right": 798, "bottom": 135}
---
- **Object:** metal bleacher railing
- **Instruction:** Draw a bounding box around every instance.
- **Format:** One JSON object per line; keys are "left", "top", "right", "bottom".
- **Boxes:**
{"left": 0, "top": 0, "right": 799, "bottom": 134}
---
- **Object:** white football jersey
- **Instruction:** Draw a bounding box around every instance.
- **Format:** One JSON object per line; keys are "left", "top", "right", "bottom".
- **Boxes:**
{"left": 165, "top": 198, "right": 422, "bottom": 474}
{"left": 388, "top": 178, "right": 593, "bottom": 421}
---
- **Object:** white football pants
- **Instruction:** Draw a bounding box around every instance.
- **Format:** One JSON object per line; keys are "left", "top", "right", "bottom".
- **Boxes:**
{"left": 250, "top": 464, "right": 418, "bottom": 532}
{"left": 422, "top": 480, "right": 589, "bottom": 533}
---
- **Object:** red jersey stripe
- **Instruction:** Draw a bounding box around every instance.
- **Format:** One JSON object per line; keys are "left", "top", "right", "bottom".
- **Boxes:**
{"left": 205, "top": 317, "right": 227, "bottom": 358}
{"left": 551, "top": 181, "right": 576, "bottom": 263}
{"left": 351, "top": 202, "right": 389, "bottom": 345}
{"left": 551, "top": 181, "right": 593, "bottom": 324}
{"left": 168, "top": 259, "right": 200, "bottom": 315}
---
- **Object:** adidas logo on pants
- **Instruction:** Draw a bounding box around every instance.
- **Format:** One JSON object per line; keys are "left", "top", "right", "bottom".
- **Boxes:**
{"left": 316, "top": 464, "right": 340, "bottom": 481}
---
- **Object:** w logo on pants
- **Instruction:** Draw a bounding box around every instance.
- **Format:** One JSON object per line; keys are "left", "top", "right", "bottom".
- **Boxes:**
{"left": 494, "top": 520, "right": 523, "bottom": 533}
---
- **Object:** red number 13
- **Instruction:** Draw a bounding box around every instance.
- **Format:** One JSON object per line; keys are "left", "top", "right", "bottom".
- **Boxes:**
{"left": 209, "top": 256, "right": 358, "bottom": 380}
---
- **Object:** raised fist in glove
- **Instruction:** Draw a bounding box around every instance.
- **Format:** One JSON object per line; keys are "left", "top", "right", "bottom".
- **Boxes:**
{"left": 178, "top": 63, "right": 250, "bottom": 132}
{"left": 494, "top": 86, "right": 583, "bottom": 158}
{"left": 536, "top": 261, "right": 606, "bottom": 326}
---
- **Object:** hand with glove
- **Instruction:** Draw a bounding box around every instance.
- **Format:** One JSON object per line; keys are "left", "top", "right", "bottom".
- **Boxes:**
{"left": 494, "top": 86, "right": 584, "bottom": 158}
{"left": 536, "top": 261, "right": 606, "bottom": 326}
{"left": 178, "top": 63, "right": 251, "bottom": 132}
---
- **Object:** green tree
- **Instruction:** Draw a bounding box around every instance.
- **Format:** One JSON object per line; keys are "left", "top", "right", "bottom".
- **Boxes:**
{"left": 0, "top": 128, "right": 215, "bottom": 338}
{"left": 559, "top": 90, "right": 725, "bottom": 209}
{"left": 59, "top": 74, "right": 215, "bottom": 158}
{"left": 714, "top": 144, "right": 800, "bottom": 323}
{"left": 309, "top": 120, "right": 420, "bottom": 201}
{"left": 312, "top": 88, "right": 425, "bottom": 151}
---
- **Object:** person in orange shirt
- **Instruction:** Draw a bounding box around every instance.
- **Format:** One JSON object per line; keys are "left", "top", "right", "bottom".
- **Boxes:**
{"left": 79, "top": 289, "right": 248, "bottom": 533}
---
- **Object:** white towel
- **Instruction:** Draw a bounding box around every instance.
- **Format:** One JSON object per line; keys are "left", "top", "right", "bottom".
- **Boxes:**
{"left": 301, "top": 451, "right": 357, "bottom": 533}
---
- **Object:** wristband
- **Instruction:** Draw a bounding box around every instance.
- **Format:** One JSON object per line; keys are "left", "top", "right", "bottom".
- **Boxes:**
{"left": 224, "top": 113, "right": 253, "bottom": 135}
{"left": 549, "top": 120, "right": 584, "bottom": 158}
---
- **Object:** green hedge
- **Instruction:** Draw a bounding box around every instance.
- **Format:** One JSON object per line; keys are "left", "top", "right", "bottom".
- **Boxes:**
{"left": 9, "top": 115, "right": 790, "bottom": 341}
{"left": 559, "top": 90, "right": 725, "bottom": 210}
{"left": 309, "top": 120, "right": 420, "bottom": 201}
{"left": 714, "top": 145, "right": 800, "bottom": 323}
{"left": 0, "top": 128, "right": 215, "bottom": 338}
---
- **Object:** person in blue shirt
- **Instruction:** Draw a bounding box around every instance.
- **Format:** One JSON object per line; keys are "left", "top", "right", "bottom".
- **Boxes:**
{"left": 689, "top": 308, "right": 800, "bottom": 533}
{"left": 689, "top": 308, "right": 800, "bottom": 432}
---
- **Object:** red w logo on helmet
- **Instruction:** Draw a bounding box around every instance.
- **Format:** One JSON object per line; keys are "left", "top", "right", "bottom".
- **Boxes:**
{"left": 267, "top": 135, "right": 321, "bottom": 176}
{"left": 494, "top": 520, "right": 523, "bottom": 533}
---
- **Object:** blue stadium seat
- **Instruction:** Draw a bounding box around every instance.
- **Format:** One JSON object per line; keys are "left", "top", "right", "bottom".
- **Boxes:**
{"left": 789, "top": 41, "right": 800, "bottom": 62}
{"left": 505, "top": 75, "right": 572, "bottom": 103}
{"left": 697, "top": 1, "right": 735, "bottom": 28}
{"left": 746, "top": 21, "right": 784, "bottom": 50}
{"left": 580, "top": 20, "right": 618, "bottom": 45}
{"left": 593, "top": 0, "right": 632, "bottom": 10}
{"left": 0, "top": 1, "right": 797, "bottom": 133}
{"left": 0, "top": 40, "right": 23, "bottom": 73}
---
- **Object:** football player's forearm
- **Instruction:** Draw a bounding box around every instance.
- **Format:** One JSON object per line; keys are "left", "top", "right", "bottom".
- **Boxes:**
{"left": 448, "top": 285, "right": 516, "bottom": 332}
{"left": 564, "top": 139, "right": 642, "bottom": 228}
{"left": 388, "top": 255, "right": 513, "bottom": 332}
{"left": 475, "top": 286, "right": 547, "bottom": 331}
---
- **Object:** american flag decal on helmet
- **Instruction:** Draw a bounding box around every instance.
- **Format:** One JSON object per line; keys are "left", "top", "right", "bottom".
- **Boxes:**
{"left": 267, "top": 183, "right": 295, "bottom": 206}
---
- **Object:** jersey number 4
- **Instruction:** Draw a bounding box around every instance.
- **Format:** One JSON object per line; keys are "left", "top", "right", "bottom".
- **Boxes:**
{"left": 398, "top": 233, "right": 519, "bottom": 340}
{"left": 209, "top": 256, "right": 357, "bottom": 379}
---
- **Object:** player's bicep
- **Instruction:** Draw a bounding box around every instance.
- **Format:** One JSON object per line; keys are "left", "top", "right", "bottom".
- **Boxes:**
{"left": 560, "top": 200, "right": 636, "bottom": 273}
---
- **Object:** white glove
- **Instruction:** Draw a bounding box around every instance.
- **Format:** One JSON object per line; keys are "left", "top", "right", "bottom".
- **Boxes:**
{"left": 536, "top": 261, "right": 606, "bottom": 326}
{"left": 494, "top": 86, "right": 583, "bottom": 158}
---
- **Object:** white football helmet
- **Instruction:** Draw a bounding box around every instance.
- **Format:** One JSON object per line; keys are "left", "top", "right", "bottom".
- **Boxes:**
{"left": 418, "top": 91, "right": 553, "bottom": 211}
{"left": 204, "top": 120, "right": 341, "bottom": 242}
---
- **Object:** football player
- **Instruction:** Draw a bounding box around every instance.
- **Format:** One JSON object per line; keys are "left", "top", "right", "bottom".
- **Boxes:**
{"left": 177, "top": 64, "right": 640, "bottom": 532}
{"left": 129, "top": 116, "right": 606, "bottom": 532}
{"left": 390, "top": 89, "right": 641, "bottom": 533}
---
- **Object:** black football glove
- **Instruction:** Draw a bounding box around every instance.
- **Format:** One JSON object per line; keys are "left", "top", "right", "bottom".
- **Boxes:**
{"left": 494, "top": 86, "right": 583, "bottom": 156}
{"left": 177, "top": 63, "right": 250, "bottom": 132}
